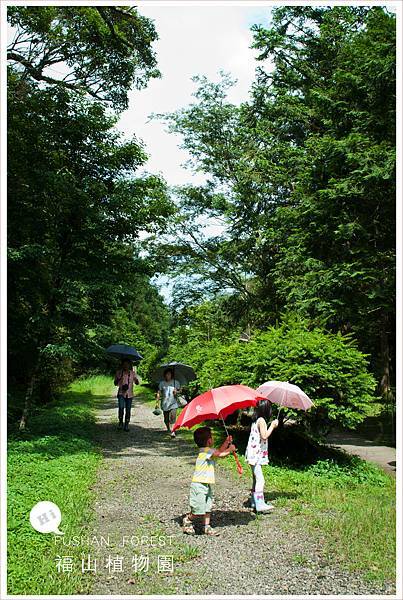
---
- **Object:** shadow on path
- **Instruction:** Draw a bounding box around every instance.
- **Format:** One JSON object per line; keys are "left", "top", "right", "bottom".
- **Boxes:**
{"left": 89, "top": 392, "right": 395, "bottom": 596}
{"left": 93, "top": 405, "right": 196, "bottom": 461}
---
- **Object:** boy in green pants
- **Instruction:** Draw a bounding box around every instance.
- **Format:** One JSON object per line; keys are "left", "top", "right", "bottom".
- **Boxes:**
{"left": 182, "top": 426, "right": 235, "bottom": 536}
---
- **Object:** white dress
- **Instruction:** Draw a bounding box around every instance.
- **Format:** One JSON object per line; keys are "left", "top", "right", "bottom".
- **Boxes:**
{"left": 245, "top": 418, "right": 269, "bottom": 465}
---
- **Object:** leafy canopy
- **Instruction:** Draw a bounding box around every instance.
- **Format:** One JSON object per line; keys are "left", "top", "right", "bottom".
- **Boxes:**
{"left": 156, "top": 6, "right": 396, "bottom": 398}
{"left": 167, "top": 316, "right": 378, "bottom": 430}
{"left": 8, "top": 6, "right": 159, "bottom": 109}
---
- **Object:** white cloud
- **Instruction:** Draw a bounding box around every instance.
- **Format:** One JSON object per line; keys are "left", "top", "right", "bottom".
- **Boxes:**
{"left": 116, "top": 5, "right": 271, "bottom": 302}
{"left": 117, "top": 5, "right": 271, "bottom": 186}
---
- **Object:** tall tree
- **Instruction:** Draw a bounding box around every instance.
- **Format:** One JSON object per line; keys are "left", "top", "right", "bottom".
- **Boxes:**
{"left": 157, "top": 6, "right": 396, "bottom": 397}
{"left": 7, "top": 7, "right": 172, "bottom": 426}
{"left": 250, "top": 6, "right": 396, "bottom": 397}
{"left": 8, "top": 77, "right": 172, "bottom": 414}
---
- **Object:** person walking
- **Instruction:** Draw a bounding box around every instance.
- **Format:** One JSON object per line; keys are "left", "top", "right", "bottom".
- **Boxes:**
{"left": 114, "top": 359, "right": 139, "bottom": 431}
{"left": 155, "top": 368, "right": 181, "bottom": 438}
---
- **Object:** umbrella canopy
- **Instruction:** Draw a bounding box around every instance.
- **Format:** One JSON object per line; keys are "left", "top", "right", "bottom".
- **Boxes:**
{"left": 256, "top": 381, "right": 313, "bottom": 411}
{"left": 172, "top": 384, "right": 264, "bottom": 431}
{"left": 151, "top": 361, "right": 196, "bottom": 387}
{"left": 106, "top": 344, "right": 143, "bottom": 364}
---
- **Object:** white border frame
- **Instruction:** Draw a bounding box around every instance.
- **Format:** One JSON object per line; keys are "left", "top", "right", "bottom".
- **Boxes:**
{"left": 1, "top": 1, "right": 401, "bottom": 599}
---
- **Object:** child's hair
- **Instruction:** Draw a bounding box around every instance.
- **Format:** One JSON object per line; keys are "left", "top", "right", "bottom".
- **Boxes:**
{"left": 251, "top": 399, "right": 272, "bottom": 422}
{"left": 194, "top": 426, "right": 212, "bottom": 447}
{"left": 163, "top": 368, "right": 173, "bottom": 378}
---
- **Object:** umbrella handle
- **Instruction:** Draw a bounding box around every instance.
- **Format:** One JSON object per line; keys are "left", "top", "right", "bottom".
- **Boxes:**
{"left": 233, "top": 450, "right": 243, "bottom": 476}
{"left": 219, "top": 413, "right": 230, "bottom": 437}
{"left": 219, "top": 413, "right": 242, "bottom": 476}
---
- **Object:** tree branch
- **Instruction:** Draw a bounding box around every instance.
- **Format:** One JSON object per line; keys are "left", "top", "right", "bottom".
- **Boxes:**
{"left": 7, "top": 51, "right": 106, "bottom": 100}
{"left": 96, "top": 7, "right": 135, "bottom": 50}
{"left": 181, "top": 225, "right": 254, "bottom": 299}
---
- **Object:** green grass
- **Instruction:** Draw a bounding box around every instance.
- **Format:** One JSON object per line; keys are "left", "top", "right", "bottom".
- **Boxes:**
{"left": 258, "top": 460, "right": 394, "bottom": 581}
{"left": 228, "top": 438, "right": 395, "bottom": 583}
{"left": 137, "top": 384, "right": 396, "bottom": 583}
{"left": 7, "top": 375, "right": 113, "bottom": 595}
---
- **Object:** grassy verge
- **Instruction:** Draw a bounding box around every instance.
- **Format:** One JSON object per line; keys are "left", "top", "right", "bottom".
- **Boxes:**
{"left": 230, "top": 457, "right": 395, "bottom": 583}
{"left": 7, "top": 375, "right": 112, "bottom": 595}
{"left": 138, "top": 385, "right": 395, "bottom": 583}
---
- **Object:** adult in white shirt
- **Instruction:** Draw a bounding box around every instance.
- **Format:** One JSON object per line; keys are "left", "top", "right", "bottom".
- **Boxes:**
{"left": 155, "top": 368, "right": 181, "bottom": 438}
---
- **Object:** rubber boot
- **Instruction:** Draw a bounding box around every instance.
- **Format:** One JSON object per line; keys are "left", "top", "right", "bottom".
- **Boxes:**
{"left": 253, "top": 492, "right": 274, "bottom": 513}
{"left": 124, "top": 422, "right": 129, "bottom": 431}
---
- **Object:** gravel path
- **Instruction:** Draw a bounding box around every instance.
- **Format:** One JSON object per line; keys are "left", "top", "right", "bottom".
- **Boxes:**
{"left": 326, "top": 430, "right": 396, "bottom": 476}
{"left": 90, "top": 392, "right": 395, "bottom": 596}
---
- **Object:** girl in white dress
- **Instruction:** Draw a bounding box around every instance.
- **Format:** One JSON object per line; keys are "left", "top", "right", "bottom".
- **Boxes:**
{"left": 245, "top": 400, "right": 278, "bottom": 512}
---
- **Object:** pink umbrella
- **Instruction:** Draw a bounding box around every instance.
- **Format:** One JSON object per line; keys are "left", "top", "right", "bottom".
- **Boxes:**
{"left": 256, "top": 381, "right": 313, "bottom": 411}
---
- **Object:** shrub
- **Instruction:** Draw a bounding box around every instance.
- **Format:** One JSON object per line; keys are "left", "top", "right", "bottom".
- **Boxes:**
{"left": 171, "top": 319, "right": 378, "bottom": 430}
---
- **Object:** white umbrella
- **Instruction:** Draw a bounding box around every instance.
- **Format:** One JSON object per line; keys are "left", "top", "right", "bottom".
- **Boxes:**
{"left": 256, "top": 380, "right": 313, "bottom": 411}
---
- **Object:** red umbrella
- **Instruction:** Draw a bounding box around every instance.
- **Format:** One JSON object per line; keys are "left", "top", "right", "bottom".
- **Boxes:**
{"left": 172, "top": 384, "right": 265, "bottom": 475}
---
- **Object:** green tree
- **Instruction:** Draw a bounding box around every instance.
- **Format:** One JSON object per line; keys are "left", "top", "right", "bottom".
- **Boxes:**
{"left": 251, "top": 6, "right": 396, "bottom": 399}
{"left": 8, "top": 77, "right": 172, "bottom": 422}
{"left": 167, "top": 318, "right": 379, "bottom": 432}
{"left": 157, "top": 6, "right": 396, "bottom": 398}
{"left": 92, "top": 272, "right": 171, "bottom": 378}
{"left": 7, "top": 6, "right": 172, "bottom": 427}
{"left": 7, "top": 5, "right": 159, "bottom": 109}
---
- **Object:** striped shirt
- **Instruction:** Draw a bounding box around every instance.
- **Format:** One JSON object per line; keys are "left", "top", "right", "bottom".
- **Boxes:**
{"left": 192, "top": 447, "right": 216, "bottom": 484}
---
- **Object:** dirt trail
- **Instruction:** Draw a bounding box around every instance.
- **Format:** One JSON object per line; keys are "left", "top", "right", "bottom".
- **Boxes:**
{"left": 90, "top": 392, "right": 395, "bottom": 596}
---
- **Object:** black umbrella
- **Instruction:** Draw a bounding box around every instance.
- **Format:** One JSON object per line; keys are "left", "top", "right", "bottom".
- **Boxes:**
{"left": 106, "top": 344, "right": 143, "bottom": 364}
{"left": 151, "top": 361, "right": 196, "bottom": 386}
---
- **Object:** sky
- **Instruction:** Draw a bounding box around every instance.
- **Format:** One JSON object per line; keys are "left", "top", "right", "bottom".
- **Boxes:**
{"left": 117, "top": 5, "right": 271, "bottom": 186}
{"left": 116, "top": 5, "right": 271, "bottom": 301}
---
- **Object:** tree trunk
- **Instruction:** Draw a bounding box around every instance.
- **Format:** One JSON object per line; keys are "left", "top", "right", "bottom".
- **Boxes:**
{"left": 378, "top": 323, "right": 395, "bottom": 444}
{"left": 379, "top": 326, "right": 392, "bottom": 401}
{"left": 19, "top": 371, "right": 37, "bottom": 431}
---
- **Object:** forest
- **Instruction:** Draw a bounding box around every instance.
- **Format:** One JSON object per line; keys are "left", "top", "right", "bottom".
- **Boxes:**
{"left": 8, "top": 5, "right": 396, "bottom": 434}
{"left": 5, "top": 5, "right": 397, "bottom": 596}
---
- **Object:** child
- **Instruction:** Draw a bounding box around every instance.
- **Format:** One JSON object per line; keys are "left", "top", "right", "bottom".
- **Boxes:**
{"left": 182, "top": 427, "right": 235, "bottom": 536}
{"left": 245, "top": 400, "right": 278, "bottom": 512}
